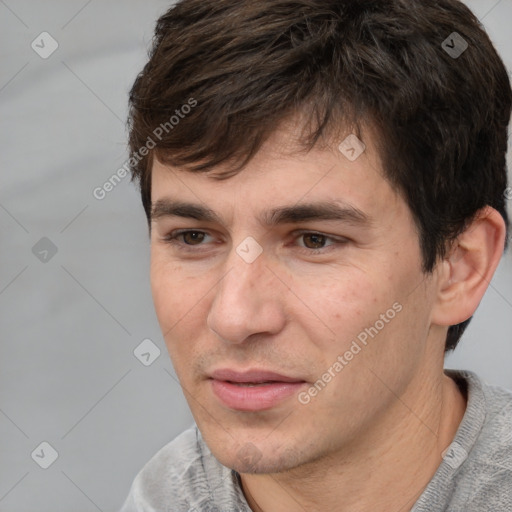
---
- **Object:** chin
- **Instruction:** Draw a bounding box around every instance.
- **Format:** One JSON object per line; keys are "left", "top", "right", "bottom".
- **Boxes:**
{"left": 209, "top": 436, "right": 309, "bottom": 475}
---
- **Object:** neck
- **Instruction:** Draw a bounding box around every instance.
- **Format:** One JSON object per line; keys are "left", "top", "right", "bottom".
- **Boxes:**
{"left": 240, "top": 370, "right": 467, "bottom": 512}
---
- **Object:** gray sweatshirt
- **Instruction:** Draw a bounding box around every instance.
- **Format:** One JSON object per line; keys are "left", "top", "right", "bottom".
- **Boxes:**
{"left": 121, "top": 370, "right": 512, "bottom": 511}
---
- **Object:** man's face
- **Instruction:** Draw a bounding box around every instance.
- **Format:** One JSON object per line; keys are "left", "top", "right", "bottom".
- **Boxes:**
{"left": 149, "top": 123, "right": 442, "bottom": 474}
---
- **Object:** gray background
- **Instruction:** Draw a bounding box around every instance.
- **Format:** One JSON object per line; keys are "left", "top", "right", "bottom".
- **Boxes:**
{"left": 0, "top": 1, "right": 510, "bottom": 510}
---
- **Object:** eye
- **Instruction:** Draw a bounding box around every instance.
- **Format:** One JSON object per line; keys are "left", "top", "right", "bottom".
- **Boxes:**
{"left": 299, "top": 233, "right": 330, "bottom": 249}
{"left": 292, "top": 230, "right": 348, "bottom": 253}
{"left": 180, "top": 231, "right": 207, "bottom": 245}
{"left": 163, "top": 230, "right": 213, "bottom": 246}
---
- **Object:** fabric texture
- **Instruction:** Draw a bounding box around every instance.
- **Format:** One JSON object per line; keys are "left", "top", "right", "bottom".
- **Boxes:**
{"left": 120, "top": 370, "right": 512, "bottom": 512}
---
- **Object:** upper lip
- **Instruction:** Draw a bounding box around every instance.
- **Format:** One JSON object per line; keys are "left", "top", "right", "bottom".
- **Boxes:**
{"left": 210, "top": 368, "right": 305, "bottom": 383}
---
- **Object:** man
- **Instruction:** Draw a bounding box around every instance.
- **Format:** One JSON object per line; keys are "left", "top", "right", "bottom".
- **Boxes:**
{"left": 121, "top": 0, "right": 512, "bottom": 510}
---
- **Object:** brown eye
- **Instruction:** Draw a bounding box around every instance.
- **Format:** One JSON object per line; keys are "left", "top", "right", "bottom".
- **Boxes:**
{"left": 302, "top": 233, "right": 327, "bottom": 249}
{"left": 182, "top": 231, "right": 206, "bottom": 245}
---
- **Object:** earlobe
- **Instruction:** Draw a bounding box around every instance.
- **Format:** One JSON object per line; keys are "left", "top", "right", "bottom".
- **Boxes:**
{"left": 431, "top": 207, "right": 506, "bottom": 327}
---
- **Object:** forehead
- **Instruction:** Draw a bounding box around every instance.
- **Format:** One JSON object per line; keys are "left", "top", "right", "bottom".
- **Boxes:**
{"left": 150, "top": 122, "right": 405, "bottom": 228}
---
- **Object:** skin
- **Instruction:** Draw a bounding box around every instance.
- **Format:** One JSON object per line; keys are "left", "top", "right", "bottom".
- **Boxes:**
{"left": 149, "top": 119, "right": 505, "bottom": 512}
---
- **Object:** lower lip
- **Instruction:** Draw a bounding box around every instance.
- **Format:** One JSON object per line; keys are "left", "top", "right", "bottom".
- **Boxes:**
{"left": 210, "top": 379, "right": 305, "bottom": 411}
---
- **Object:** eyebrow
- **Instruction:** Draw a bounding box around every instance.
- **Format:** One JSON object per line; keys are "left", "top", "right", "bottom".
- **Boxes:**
{"left": 150, "top": 199, "right": 371, "bottom": 227}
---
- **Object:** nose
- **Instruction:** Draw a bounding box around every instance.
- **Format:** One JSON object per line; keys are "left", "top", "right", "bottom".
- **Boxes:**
{"left": 207, "top": 249, "right": 286, "bottom": 344}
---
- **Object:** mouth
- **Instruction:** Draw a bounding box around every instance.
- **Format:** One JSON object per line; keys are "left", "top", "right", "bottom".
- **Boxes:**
{"left": 227, "top": 381, "right": 279, "bottom": 387}
{"left": 208, "top": 369, "right": 307, "bottom": 411}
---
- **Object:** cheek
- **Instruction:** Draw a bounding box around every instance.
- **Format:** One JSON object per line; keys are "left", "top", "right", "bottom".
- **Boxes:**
{"left": 150, "top": 255, "right": 201, "bottom": 334}
{"left": 288, "top": 269, "right": 377, "bottom": 338}
{"left": 150, "top": 260, "right": 206, "bottom": 373}
{"left": 289, "top": 261, "right": 415, "bottom": 363}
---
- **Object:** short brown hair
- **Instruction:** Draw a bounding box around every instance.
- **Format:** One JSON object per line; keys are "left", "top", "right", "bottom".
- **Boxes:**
{"left": 127, "top": 0, "right": 511, "bottom": 352}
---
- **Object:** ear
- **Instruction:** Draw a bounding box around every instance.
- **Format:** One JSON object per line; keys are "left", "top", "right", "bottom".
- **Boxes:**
{"left": 431, "top": 206, "right": 507, "bottom": 327}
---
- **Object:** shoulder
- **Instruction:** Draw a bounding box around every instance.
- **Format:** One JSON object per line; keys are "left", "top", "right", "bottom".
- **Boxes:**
{"left": 120, "top": 425, "right": 245, "bottom": 512}
{"left": 413, "top": 371, "right": 512, "bottom": 512}
{"left": 451, "top": 371, "right": 512, "bottom": 510}
{"left": 468, "top": 373, "right": 512, "bottom": 471}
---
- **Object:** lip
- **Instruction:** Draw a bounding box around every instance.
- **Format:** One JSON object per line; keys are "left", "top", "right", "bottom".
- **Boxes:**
{"left": 209, "top": 368, "right": 306, "bottom": 411}
{"left": 210, "top": 368, "right": 304, "bottom": 383}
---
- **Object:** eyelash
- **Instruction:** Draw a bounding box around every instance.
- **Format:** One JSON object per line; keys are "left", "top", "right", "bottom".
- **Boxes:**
{"left": 162, "top": 229, "right": 348, "bottom": 254}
